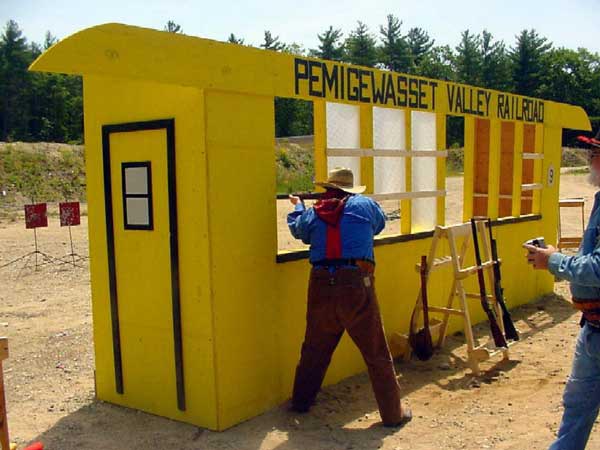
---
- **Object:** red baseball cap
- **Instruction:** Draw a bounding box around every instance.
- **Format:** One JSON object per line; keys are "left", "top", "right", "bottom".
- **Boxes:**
{"left": 577, "top": 128, "right": 600, "bottom": 149}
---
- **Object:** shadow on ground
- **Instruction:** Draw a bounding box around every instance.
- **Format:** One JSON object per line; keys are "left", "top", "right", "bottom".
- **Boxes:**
{"left": 27, "top": 293, "right": 575, "bottom": 450}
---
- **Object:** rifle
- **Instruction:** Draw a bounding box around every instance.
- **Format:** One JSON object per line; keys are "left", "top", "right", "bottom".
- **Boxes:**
{"left": 296, "top": 192, "right": 323, "bottom": 201}
{"left": 487, "top": 219, "right": 519, "bottom": 341}
{"left": 470, "top": 218, "right": 508, "bottom": 348}
{"left": 277, "top": 192, "right": 323, "bottom": 202}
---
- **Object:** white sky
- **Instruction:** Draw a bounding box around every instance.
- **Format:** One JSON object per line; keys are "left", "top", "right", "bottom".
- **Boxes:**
{"left": 2, "top": 0, "right": 599, "bottom": 54}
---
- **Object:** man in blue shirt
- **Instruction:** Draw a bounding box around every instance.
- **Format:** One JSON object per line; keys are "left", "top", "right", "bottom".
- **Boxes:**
{"left": 525, "top": 130, "right": 600, "bottom": 450}
{"left": 287, "top": 167, "right": 411, "bottom": 427}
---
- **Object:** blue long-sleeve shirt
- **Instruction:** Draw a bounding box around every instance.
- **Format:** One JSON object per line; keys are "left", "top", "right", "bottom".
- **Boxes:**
{"left": 287, "top": 194, "right": 386, "bottom": 264}
{"left": 548, "top": 191, "right": 600, "bottom": 299}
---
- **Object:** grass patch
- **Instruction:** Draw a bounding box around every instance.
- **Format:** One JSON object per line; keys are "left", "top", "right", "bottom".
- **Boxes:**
{"left": 0, "top": 142, "right": 86, "bottom": 205}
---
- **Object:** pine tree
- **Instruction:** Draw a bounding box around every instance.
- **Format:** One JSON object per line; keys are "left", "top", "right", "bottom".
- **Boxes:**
{"left": 227, "top": 33, "right": 244, "bottom": 45}
{"left": 510, "top": 29, "right": 552, "bottom": 97}
{"left": 164, "top": 21, "right": 183, "bottom": 34}
{"left": 454, "top": 30, "right": 482, "bottom": 85}
{"left": 378, "top": 14, "right": 411, "bottom": 72}
{"left": 480, "top": 30, "right": 511, "bottom": 91}
{"left": 261, "top": 31, "right": 285, "bottom": 51}
{"left": 345, "top": 21, "right": 377, "bottom": 67}
{"left": 406, "top": 27, "right": 434, "bottom": 70}
{"left": 309, "top": 26, "right": 344, "bottom": 61}
{"left": 0, "top": 20, "right": 32, "bottom": 141}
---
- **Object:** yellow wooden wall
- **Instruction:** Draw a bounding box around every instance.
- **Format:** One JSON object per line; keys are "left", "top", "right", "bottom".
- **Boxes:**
{"left": 84, "top": 76, "right": 218, "bottom": 428}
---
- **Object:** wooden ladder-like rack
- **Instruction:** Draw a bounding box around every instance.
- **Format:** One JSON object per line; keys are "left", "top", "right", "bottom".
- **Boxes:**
{"left": 391, "top": 220, "right": 513, "bottom": 375}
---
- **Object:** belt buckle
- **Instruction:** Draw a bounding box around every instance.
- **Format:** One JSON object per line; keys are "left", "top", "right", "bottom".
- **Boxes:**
{"left": 328, "top": 277, "right": 335, "bottom": 286}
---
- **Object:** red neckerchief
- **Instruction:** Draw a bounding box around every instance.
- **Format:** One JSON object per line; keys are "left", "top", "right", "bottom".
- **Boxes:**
{"left": 314, "top": 189, "right": 350, "bottom": 259}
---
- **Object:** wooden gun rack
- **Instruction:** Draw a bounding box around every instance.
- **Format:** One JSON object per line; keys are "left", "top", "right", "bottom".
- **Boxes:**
{"left": 391, "top": 221, "right": 513, "bottom": 375}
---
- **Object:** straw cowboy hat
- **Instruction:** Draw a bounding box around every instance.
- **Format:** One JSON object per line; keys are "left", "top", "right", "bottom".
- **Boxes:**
{"left": 577, "top": 128, "right": 600, "bottom": 149}
{"left": 315, "top": 167, "right": 366, "bottom": 194}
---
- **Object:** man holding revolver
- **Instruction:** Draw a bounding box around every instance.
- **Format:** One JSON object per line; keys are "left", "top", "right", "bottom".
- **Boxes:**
{"left": 525, "top": 130, "right": 600, "bottom": 450}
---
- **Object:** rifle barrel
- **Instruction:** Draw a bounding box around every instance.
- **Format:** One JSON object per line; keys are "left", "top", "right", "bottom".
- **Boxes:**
{"left": 471, "top": 218, "right": 508, "bottom": 348}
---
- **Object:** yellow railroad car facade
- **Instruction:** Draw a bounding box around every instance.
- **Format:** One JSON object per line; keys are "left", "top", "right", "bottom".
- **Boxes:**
{"left": 30, "top": 23, "right": 590, "bottom": 430}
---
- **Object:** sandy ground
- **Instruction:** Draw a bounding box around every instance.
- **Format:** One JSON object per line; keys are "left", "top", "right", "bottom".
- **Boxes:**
{"left": 2, "top": 173, "right": 600, "bottom": 450}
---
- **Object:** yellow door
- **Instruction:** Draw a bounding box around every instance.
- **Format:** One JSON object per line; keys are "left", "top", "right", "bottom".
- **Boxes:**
{"left": 102, "top": 119, "right": 185, "bottom": 415}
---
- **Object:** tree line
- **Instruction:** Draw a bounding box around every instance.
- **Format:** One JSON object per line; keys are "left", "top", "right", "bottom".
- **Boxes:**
{"left": 1, "top": 17, "right": 599, "bottom": 143}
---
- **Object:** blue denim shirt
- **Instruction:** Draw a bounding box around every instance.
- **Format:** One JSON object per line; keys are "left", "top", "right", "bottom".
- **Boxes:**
{"left": 287, "top": 194, "right": 386, "bottom": 264}
{"left": 548, "top": 191, "right": 600, "bottom": 299}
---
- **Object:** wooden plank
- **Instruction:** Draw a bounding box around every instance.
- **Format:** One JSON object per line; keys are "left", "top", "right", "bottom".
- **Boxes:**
{"left": 436, "top": 112, "right": 447, "bottom": 226}
{"left": 327, "top": 148, "right": 448, "bottom": 158}
{"left": 473, "top": 118, "right": 490, "bottom": 216}
{"left": 313, "top": 100, "right": 327, "bottom": 191}
{"left": 522, "top": 152, "right": 544, "bottom": 160}
{"left": 0, "top": 338, "right": 8, "bottom": 450}
{"left": 512, "top": 122, "right": 524, "bottom": 217}
{"left": 559, "top": 198, "right": 585, "bottom": 207}
{"left": 464, "top": 293, "right": 496, "bottom": 301}
{"left": 0, "top": 339, "right": 7, "bottom": 362}
{"left": 369, "top": 190, "right": 446, "bottom": 201}
{"left": 521, "top": 124, "right": 536, "bottom": 214}
{"left": 532, "top": 123, "right": 544, "bottom": 213}
{"left": 415, "top": 255, "right": 453, "bottom": 272}
{"left": 499, "top": 121, "right": 515, "bottom": 217}
{"left": 521, "top": 183, "right": 543, "bottom": 191}
{"left": 474, "top": 192, "right": 513, "bottom": 200}
{"left": 401, "top": 111, "right": 412, "bottom": 234}
{"left": 428, "top": 306, "right": 465, "bottom": 316}
{"left": 360, "top": 105, "right": 374, "bottom": 194}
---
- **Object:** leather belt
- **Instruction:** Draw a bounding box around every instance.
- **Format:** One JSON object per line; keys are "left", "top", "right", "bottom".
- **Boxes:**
{"left": 313, "top": 258, "right": 375, "bottom": 274}
{"left": 572, "top": 298, "right": 600, "bottom": 311}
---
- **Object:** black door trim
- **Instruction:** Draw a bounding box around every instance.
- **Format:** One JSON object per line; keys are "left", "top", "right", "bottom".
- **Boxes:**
{"left": 101, "top": 118, "right": 186, "bottom": 411}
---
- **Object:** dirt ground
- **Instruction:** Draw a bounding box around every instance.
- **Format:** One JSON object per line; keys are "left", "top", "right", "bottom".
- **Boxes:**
{"left": 2, "top": 172, "right": 600, "bottom": 450}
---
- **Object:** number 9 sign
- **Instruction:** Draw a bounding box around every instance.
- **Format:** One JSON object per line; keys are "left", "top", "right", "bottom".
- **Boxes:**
{"left": 547, "top": 164, "right": 555, "bottom": 187}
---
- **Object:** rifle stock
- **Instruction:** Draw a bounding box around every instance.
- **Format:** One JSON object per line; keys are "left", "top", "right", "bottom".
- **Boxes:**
{"left": 409, "top": 255, "right": 434, "bottom": 360}
{"left": 487, "top": 219, "right": 519, "bottom": 341}
{"left": 470, "top": 218, "right": 508, "bottom": 348}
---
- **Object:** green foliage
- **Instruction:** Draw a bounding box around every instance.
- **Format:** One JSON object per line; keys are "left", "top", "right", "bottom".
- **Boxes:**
{"left": 446, "top": 147, "right": 464, "bottom": 176}
{"left": 275, "top": 141, "right": 314, "bottom": 193}
{"left": 227, "top": 33, "right": 245, "bottom": 45}
{"left": 417, "top": 45, "right": 455, "bottom": 80}
{"left": 274, "top": 98, "right": 313, "bottom": 137}
{"left": 378, "top": 15, "right": 411, "bottom": 73}
{"left": 164, "top": 21, "right": 183, "bottom": 34}
{"left": 510, "top": 29, "right": 552, "bottom": 97}
{"left": 447, "top": 116, "right": 465, "bottom": 148}
{"left": 561, "top": 148, "right": 588, "bottom": 167}
{"left": 0, "top": 143, "right": 86, "bottom": 203}
{"left": 309, "top": 26, "right": 344, "bottom": 61}
{"left": 345, "top": 22, "right": 377, "bottom": 67}
{"left": 406, "top": 27, "right": 434, "bottom": 70}
{"left": 1, "top": 18, "right": 600, "bottom": 151}
{"left": 261, "top": 31, "right": 285, "bottom": 51}
{"left": 481, "top": 31, "right": 511, "bottom": 91}
{"left": 455, "top": 30, "right": 482, "bottom": 85}
{"left": 0, "top": 20, "right": 83, "bottom": 143}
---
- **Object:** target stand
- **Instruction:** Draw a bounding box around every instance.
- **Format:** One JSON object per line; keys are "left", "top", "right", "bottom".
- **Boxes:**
{"left": 55, "top": 202, "right": 88, "bottom": 268}
{"left": 0, "top": 203, "right": 62, "bottom": 274}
